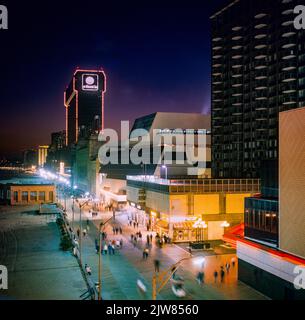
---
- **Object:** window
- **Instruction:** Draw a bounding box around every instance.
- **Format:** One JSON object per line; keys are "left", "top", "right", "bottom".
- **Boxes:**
{"left": 22, "top": 191, "right": 28, "bottom": 202}
{"left": 13, "top": 191, "right": 18, "bottom": 202}
{"left": 30, "top": 191, "right": 37, "bottom": 201}
{"left": 49, "top": 191, "right": 54, "bottom": 202}
{"left": 39, "top": 191, "right": 45, "bottom": 201}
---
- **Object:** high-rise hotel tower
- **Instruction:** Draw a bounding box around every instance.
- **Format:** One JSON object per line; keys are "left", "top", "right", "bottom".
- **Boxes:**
{"left": 211, "top": 0, "right": 305, "bottom": 178}
{"left": 64, "top": 69, "right": 106, "bottom": 145}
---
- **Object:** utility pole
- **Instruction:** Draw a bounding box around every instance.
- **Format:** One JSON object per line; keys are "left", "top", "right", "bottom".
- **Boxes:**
{"left": 151, "top": 256, "right": 202, "bottom": 300}
{"left": 98, "top": 216, "right": 113, "bottom": 300}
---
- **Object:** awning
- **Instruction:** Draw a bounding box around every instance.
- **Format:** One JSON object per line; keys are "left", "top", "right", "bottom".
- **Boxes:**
{"left": 155, "top": 220, "right": 169, "bottom": 230}
{"left": 173, "top": 221, "right": 195, "bottom": 230}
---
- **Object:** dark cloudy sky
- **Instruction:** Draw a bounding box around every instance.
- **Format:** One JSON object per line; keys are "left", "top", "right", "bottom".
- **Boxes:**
{"left": 0, "top": 0, "right": 226, "bottom": 159}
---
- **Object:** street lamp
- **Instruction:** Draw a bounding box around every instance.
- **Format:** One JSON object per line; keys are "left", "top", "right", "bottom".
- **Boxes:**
{"left": 71, "top": 185, "right": 78, "bottom": 230}
{"left": 78, "top": 198, "right": 91, "bottom": 265}
{"left": 193, "top": 218, "right": 207, "bottom": 243}
{"left": 97, "top": 216, "right": 113, "bottom": 301}
{"left": 152, "top": 255, "right": 205, "bottom": 300}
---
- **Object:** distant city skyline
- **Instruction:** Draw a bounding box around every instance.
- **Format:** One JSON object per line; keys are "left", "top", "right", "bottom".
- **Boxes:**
{"left": 0, "top": 0, "right": 226, "bottom": 159}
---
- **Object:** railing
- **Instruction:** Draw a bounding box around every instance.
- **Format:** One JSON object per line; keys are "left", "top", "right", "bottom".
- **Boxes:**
{"left": 127, "top": 176, "right": 260, "bottom": 194}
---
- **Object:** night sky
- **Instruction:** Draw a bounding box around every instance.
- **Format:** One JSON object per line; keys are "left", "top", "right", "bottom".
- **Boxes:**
{"left": 0, "top": 0, "right": 226, "bottom": 159}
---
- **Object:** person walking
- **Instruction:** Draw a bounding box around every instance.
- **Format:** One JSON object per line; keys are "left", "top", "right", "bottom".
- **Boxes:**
{"left": 103, "top": 243, "right": 108, "bottom": 255}
{"left": 95, "top": 239, "right": 99, "bottom": 254}
{"left": 108, "top": 242, "right": 112, "bottom": 255}
{"left": 220, "top": 267, "right": 225, "bottom": 282}
{"left": 231, "top": 257, "right": 236, "bottom": 268}
{"left": 154, "top": 259, "right": 160, "bottom": 272}
{"left": 213, "top": 270, "right": 218, "bottom": 283}
{"left": 120, "top": 238, "right": 123, "bottom": 248}
{"left": 119, "top": 227, "right": 122, "bottom": 235}
{"left": 196, "top": 271, "right": 204, "bottom": 285}
{"left": 85, "top": 264, "right": 92, "bottom": 276}
{"left": 225, "top": 262, "right": 230, "bottom": 274}
{"left": 77, "top": 228, "right": 80, "bottom": 238}
{"left": 150, "top": 234, "right": 153, "bottom": 243}
{"left": 83, "top": 228, "right": 87, "bottom": 237}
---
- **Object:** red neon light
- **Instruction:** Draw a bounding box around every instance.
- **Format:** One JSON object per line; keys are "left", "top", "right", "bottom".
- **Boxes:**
{"left": 65, "top": 68, "right": 107, "bottom": 143}
{"left": 64, "top": 91, "right": 68, "bottom": 146}
{"left": 238, "top": 238, "right": 305, "bottom": 266}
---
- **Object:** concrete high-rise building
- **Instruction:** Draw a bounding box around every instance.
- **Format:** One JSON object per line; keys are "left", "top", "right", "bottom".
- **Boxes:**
{"left": 64, "top": 68, "right": 106, "bottom": 145}
{"left": 211, "top": 0, "right": 305, "bottom": 178}
{"left": 279, "top": 107, "right": 305, "bottom": 259}
{"left": 38, "top": 146, "right": 49, "bottom": 168}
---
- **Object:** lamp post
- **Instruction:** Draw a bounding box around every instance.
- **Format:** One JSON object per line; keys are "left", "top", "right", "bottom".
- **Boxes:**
{"left": 152, "top": 255, "right": 205, "bottom": 300}
{"left": 98, "top": 216, "right": 113, "bottom": 301}
{"left": 78, "top": 198, "right": 91, "bottom": 266}
{"left": 71, "top": 185, "right": 77, "bottom": 230}
{"left": 193, "top": 218, "right": 207, "bottom": 243}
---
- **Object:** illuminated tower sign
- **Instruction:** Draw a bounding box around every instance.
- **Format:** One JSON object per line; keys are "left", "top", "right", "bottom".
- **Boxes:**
{"left": 64, "top": 68, "right": 106, "bottom": 145}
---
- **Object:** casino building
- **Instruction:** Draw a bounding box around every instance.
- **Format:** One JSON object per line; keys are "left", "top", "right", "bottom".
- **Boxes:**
{"left": 64, "top": 69, "right": 106, "bottom": 146}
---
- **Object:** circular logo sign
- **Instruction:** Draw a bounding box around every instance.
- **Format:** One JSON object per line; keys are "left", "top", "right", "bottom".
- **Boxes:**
{"left": 85, "top": 76, "right": 95, "bottom": 85}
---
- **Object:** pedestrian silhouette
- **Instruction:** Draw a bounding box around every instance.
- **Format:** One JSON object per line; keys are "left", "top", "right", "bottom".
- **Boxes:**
{"left": 154, "top": 259, "right": 160, "bottom": 272}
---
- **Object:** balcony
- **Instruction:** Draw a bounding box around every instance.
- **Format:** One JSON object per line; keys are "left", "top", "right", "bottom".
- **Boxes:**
{"left": 232, "top": 45, "right": 243, "bottom": 50}
{"left": 254, "top": 54, "right": 267, "bottom": 60}
{"left": 213, "top": 46, "right": 222, "bottom": 51}
{"left": 282, "top": 42, "right": 296, "bottom": 49}
{"left": 281, "top": 8, "right": 293, "bottom": 15}
{"left": 254, "top": 59, "right": 267, "bottom": 70}
{"left": 231, "top": 107, "right": 243, "bottom": 115}
{"left": 281, "top": 96, "right": 297, "bottom": 105}
{"left": 255, "top": 33, "right": 267, "bottom": 40}
{"left": 232, "top": 73, "right": 243, "bottom": 79}
{"left": 282, "top": 25, "right": 297, "bottom": 38}
{"left": 281, "top": 83, "right": 297, "bottom": 93}
{"left": 255, "top": 91, "right": 268, "bottom": 100}
{"left": 281, "top": 71, "right": 297, "bottom": 82}
{"left": 281, "top": 60, "right": 297, "bottom": 71}
{"left": 255, "top": 44, "right": 267, "bottom": 50}
{"left": 281, "top": 20, "right": 293, "bottom": 27}
{"left": 212, "top": 37, "right": 222, "bottom": 42}
{"left": 281, "top": 48, "right": 296, "bottom": 60}
{"left": 212, "top": 63, "right": 222, "bottom": 68}
{"left": 255, "top": 13, "right": 267, "bottom": 19}
{"left": 212, "top": 54, "right": 223, "bottom": 60}
{"left": 255, "top": 23, "right": 268, "bottom": 29}
{"left": 232, "top": 54, "right": 242, "bottom": 60}
{"left": 232, "top": 26, "right": 243, "bottom": 31}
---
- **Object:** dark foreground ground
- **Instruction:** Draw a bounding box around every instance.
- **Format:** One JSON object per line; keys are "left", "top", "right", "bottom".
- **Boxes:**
{"left": 0, "top": 205, "right": 86, "bottom": 300}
